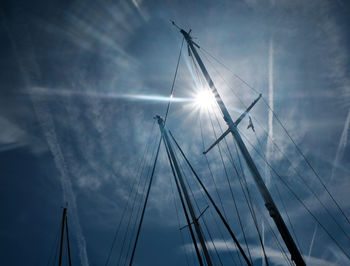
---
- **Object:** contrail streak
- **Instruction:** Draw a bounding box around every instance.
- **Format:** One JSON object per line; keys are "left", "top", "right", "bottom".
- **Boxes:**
{"left": 2, "top": 12, "right": 90, "bottom": 266}
{"left": 266, "top": 36, "right": 274, "bottom": 188}
{"left": 308, "top": 224, "right": 318, "bottom": 263}
{"left": 31, "top": 95, "right": 90, "bottom": 266}
{"left": 330, "top": 108, "right": 350, "bottom": 181}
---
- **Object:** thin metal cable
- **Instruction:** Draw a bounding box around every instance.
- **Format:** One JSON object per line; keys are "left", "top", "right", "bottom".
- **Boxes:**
{"left": 192, "top": 48, "right": 255, "bottom": 263}
{"left": 233, "top": 140, "right": 271, "bottom": 266}
{"left": 116, "top": 134, "right": 157, "bottom": 266}
{"left": 172, "top": 143, "right": 213, "bottom": 264}
{"left": 199, "top": 116, "right": 229, "bottom": 221}
{"left": 207, "top": 102, "right": 258, "bottom": 265}
{"left": 206, "top": 108, "right": 244, "bottom": 266}
{"left": 192, "top": 57, "right": 242, "bottom": 264}
{"left": 46, "top": 216, "right": 62, "bottom": 266}
{"left": 198, "top": 45, "right": 289, "bottom": 265}
{"left": 192, "top": 52, "right": 230, "bottom": 224}
{"left": 169, "top": 129, "right": 249, "bottom": 266}
{"left": 105, "top": 121, "right": 157, "bottom": 266}
{"left": 164, "top": 37, "right": 184, "bottom": 124}
{"left": 128, "top": 137, "right": 162, "bottom": 266}
{"left": 123, "top": 130, "right": 163, "bottom": 266}
{"left": 52, "top": 226, "right": 60, "bottom": 266}
{"left": 263, "top": 96, "right": 350, "bottom": 227}
{"left": 190, "top": 52, "right": 248, "bottom": 266}
{"left": 248, "top": 128, "right": 295, "bottom": 266}
{"left": 122, "top": 136, "right": 160, "bottom": 266}
{"left": 201, "top": 46, "right": 350, "bottom": 259}
{"left": 274, "top": 183, "right": 303, "bottom": 254}
{"left": 199, "top": 114, "right": 239, "bottom": 266}
{"left": 163, "top": 138, "right": 204, "bottom": 266}
{"left": 128, "top": 36, "right": 185, "bottom": 265}
{"left": 169, "top": 164, "right": 191, "bottom": 266}
{"left": 176, "top": 150, "right": 223, "bottom": 266}
{"left": 238, "top": 127, "right": 350, "bottom": 261}
{"left": 252, "top": 126, "right": 304, "bottom": 255}
{"left": 253, "top": 120, "right": 350, "bottom": 243}
{"left": 209, "top": 102, "right": 268, "bottom": 265}
{"left": 255, "top": 205, "right": 294, "bottom": 266}
{"left": 200, "top": 46, "right": 350, "bottom": 227}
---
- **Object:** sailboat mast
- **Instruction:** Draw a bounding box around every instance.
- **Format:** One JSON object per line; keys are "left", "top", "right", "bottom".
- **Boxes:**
{"left": 179, "top": 28, "right": 306, "bottom": 266}
{"left": 58, "top": 207, "right": 67, "bottom": 266}
{"left": 65, "top": 215, "right": 72, "bottom": 266}
{"left": 156, "top": 115, "right": 213, "bottom": 266}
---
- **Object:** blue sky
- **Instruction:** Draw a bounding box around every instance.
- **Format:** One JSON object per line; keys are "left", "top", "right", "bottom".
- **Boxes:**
{"left": 1, "top": 0, "right": 350, "bottom": 265}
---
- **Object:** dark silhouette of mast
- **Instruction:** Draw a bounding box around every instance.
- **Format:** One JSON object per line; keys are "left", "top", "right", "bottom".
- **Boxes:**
{"left": 177, "top": 26, "right": 306, "bottom": 266}
{"left": 58, "top": 207, "right": 72, "bottom": 266}
{"left": 156, "top": 115, "right": 213, "bottom": 266}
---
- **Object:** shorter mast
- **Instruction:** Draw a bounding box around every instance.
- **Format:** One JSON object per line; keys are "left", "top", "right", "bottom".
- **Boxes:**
{"left": 58, "top": 207, "right": 72, "bottom": 266}
{"left": 156, "top": 115, "right": 213, "bottom": 266}
{"left": 168, "top": 130, "right": 252, "bottom": 266}
{"left": 58, "top": 208, "right": 67, "bottom": 266}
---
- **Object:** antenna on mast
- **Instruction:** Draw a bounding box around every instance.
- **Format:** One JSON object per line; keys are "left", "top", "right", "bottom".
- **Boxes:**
{"left": 170, "top": 20, "right": 181, "bottom": 30}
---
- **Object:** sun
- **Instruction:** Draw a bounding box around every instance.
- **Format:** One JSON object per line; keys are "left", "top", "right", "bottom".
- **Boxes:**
{"left": 194, "top": 90, "right": 215, "bottom": 109}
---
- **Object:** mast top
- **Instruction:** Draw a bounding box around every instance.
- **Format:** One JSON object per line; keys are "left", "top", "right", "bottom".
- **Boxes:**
{"left": 154, "top": 114, "right": 163, "bottom": 125}
{"left": 170, "top": 21, "right": 194, "bottom": 42}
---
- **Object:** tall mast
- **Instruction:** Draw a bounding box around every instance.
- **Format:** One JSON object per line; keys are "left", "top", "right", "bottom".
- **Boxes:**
{"left": 179, "top": 28, "right": 306, "bottom": 266}
{"left": 156, "top": 115, "right": 213, "bottom": 266}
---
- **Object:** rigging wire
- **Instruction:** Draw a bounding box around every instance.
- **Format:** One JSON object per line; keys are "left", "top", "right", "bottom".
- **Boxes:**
{"left": 53, "top": 233, "right": 60, "bottom": 266}
{"left": 46, "top": 215, "right": 62, "bottom": 266}
{"left": 181, "top": 148, "right": 239, "bottom": 266}
{"left": 163, "top": 138, "right": 205, "bottom": 266}
{"left": 115, "top": 125, "right": 159, "bottom": 266}
{"left": 128, "top": 137, "right": 162, "bottom": 266}
{"left": 168, "top": 129, "right": 252, "bottom": 266}
{"left": 200, "top": 45, "right": 350, "bottom": 228}
{"left": 174, "top": 147, "right": 223, "bottom": 266}
{"left": 199, "top": 117, "right": 229, "bottom": 221}
{"left": 187, "top": 52, "right": 237, "bottom": 265}
{"left": 127, "top": 36, "right": 185, "bottom": 265}
{"left": 121, "top": 127, "right": 161, "bottom": 265}
{"left": 164, "top": 37, "right": 184, "bottom": 124}
{"left": 189, "top": 49, "right": 250, "bottom": 265}
{"left": 255, "top": 204, "right": 294, "bottom": 266}
{"left": 274, "top": 183, "right": 303, "bottom": 254}
{"left": 198, "top": 48, "right": 305, "bottom": 264}
{"left": 232, "top": 140, "right": 272, "bottom": 266}
{"left": 206, "top": 105, "right": 252, "bottom": 266}
{"left": 253, "top": 120, "right": 350, "bottom": 244}
{"left": 209, "top": 101, "right": 269, "bottom": 266}
{"left": 237, "top": 127, "right": 350, "bottom": 261}
{"left": 252, "top": 127, "right": 304, "bottom": 255}
{"left": 200, "top": 44, "right": 350, "bottom": 258}
{"left": 104, "top": 121, "right": 156, "bottom": 266}
{"left": 199, "top": 115, "right": 240, "bottom": 266}
{"left": 122, "top": 134, "right": 161, "bottom": 266}
{"left": 244, "top": 124, "right": 295, "bottom": 265}
{"left": 200, "top": 43, "right": 306, "bottom": 264}
{"left": 169, "top": 163, "right": 191, "bottom": 266}
{"left": 250, "top": 121, "right": 304, "bottom": 255}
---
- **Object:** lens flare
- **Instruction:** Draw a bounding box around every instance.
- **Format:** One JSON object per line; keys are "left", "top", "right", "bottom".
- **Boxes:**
{"left": 195, "top": 90, "right": 215, "bottom": 108}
